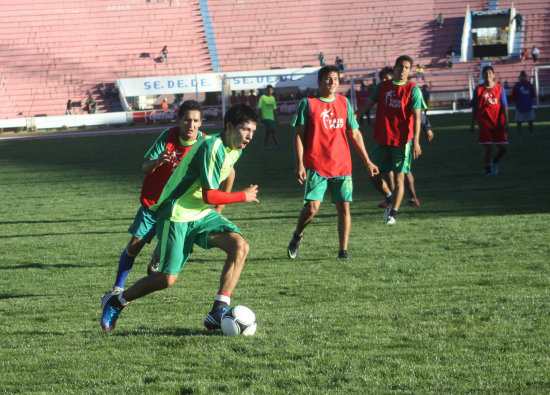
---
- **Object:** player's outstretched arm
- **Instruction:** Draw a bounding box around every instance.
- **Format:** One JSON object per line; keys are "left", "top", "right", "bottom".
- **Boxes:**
{"left": 202, "top": 182, "right": 259, "bottom": 206}
{"left": 348, "top": 129, "right": 379, "bottom": 176}
{"left": 294, "top": 125, "right": 307, "bottom": 184}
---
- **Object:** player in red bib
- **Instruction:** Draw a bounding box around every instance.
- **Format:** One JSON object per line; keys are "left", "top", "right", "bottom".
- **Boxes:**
{"left": 356, "top": 55, "right": 424, "bottom": 225}
{"left": 287, "top": 65, "right": 379, "bottom": 259}
{"left": 470, "top": 65, "right": 509, "bottom": 176}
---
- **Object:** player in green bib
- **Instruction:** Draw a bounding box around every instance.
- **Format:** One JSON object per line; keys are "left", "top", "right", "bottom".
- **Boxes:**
{"left": 101, "top": 104, "right": 260, "bottom": 331}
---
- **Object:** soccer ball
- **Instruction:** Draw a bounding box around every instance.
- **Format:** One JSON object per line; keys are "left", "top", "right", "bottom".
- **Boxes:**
{"left": 220, "top": 305, "right": 257, "bottom": 336}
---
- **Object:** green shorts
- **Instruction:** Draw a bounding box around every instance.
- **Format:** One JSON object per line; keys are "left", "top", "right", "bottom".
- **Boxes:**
{"left": 156, "top": 210, "right": 242, "bottom": 275}
{"left": 370, "top": 141, "right": 413, "bottom": 174}
{"left": 127, "top": 206, "right": 157, "bottom": 243}
{"left": 303, "top": 170, "right": 353, "bottom": 205}
{"left": 263, "top": 119, "right": 275, "bottom": 131}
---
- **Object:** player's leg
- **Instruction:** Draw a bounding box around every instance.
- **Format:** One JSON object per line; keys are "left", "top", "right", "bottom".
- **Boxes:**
{"left": 405, "top": 172, "right": 420, "bottom": 206}
{"left": 109, "top": 206, "right": 157, "bottom": 294}
{"left": 386, "top": 143, "right": 413, "bottom": 224}
{"left": 288, "top": 170, "right": 326, "bottom": 259}
{"left": 491, "top": 143, "right": 507, "bottom": 175}
{"left": 123, "top": 272, "right": 179, "bottom": 302}
{"left": 262, "top": 125, "right": 269, "bottom": 149}
{"left": 369, "top": 143, "right": 394, "bottom": 207}
{"left": 147, "top": 244, "right": 160, "bottom": 275}
{"left": 517, "top": 121, "right": 523, "bottom": 138}
{"left": 391, "top": 172, "right": 406, "bottom": 211}
{"left": 270, "top": 126, "right": 283, "bottom": 149}
{"left": 101, "top": 218, "right": 186, "bottom": 330}
{"left": 195, "top": 212, "right": 248, "bottom": 329}
{"left": 208, "top": 231, "right": 249, "bottom": 300}
{"left": 288, "top": 200, "right": 321, "bottom": 258}
{"left": 485, "top": 145, "right": 497, "bottom": 174}
{"left": 110, "top": 236, "right": 146, "bottom": 293}
{"left": 528, "top": 120, "right": 534, "bottom": 137}
{"left": 370, "top": 172, "right": 392, "bottom": 196}
{"left": 335, "top": 202, "right": 350, "bottom": 257}
{"left": 296, "top": 200, "right": 321, "bottom": 237}
{"left": 330, "top": 175, "right": 353, "bottom": 258}
{"left": 489, "top": 127, "right": 508, "bottom": 175}
{"left": 371, "top": 172, "right": 393, "bottom": 207}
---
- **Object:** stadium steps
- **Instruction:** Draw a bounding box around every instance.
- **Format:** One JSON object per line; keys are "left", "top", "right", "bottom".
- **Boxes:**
{"left": 0, "top": 0, "right": 212, "bottom": 118}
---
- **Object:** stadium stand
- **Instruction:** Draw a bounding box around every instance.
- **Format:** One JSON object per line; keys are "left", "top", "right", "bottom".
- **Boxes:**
{"left": 0, "top": 0, "right": 548, "bottom": 119}
{"left": 0, "top": 0, "right": 211, "bottom": 118}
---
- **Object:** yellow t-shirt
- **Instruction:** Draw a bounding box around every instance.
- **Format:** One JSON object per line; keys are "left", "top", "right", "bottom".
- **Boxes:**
{"left": 258, "top": 95, "right": 277, "bottom": 120}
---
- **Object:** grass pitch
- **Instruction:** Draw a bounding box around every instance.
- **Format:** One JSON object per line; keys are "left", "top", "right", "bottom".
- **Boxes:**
{"left": 0, "top": 111, "right": 549, "bottom": 393}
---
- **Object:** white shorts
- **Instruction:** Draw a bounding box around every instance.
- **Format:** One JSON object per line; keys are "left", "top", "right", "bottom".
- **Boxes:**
{"left": 515, "top": 109, "right": 535, "bottom": 122}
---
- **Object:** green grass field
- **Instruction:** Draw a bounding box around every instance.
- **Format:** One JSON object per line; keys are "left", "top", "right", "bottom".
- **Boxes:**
{"left": 1, "top": 111, "right": 549, "bottom": 393}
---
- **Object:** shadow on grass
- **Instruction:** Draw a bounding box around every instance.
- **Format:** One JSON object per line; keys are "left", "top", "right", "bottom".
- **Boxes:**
{"left": 0, "top": 293, "right": 47, "bottom": 300}
{"left": 112, "top": 327, "right": 220, "bottom": 337}
{"left": 0, "top": 230, "right": 126, "bottom": 239}
{"left": 0, "top": 218, "right": 132, "bottom": 225}
{"left": 0, "top": 262, "right": 88, "bottom": 270}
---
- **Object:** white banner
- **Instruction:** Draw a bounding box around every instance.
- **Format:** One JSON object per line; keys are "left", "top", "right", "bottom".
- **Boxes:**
{"left": 117, "top": 67, "right": 320, "bottom": 96}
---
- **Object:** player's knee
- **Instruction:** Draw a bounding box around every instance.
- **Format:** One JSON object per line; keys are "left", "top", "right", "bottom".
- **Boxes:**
{"left": 336, "top": 202, "right": 350, "bottom": 215}
{"left": 225, "top": 234, "right": 249, "bottom": 258}
{"left": 236, "top": 238, "right": 250, "bottom": 257}
{"left": 162, "top": 273, "right": 178, "bottom": 288}
{"left": 126, "top": 237, "right": 145, "bottom": 256}
{"left": 305, "top": 202, "right": 320, "bottom": 216}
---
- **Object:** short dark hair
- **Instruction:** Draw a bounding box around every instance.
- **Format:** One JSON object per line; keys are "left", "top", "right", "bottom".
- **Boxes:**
{"left": 379, "top": 66, "right": 394, "bottom": 80}
{"left": 178, "top": 100, "right": 202, "bottom": 118}
{"left": 394, "top": 55, "right": 413, "bottom": 68}
{"left": 223, "top": 104, "right": 259, "bottom": 132}
{"left": 482, "top": 65, "right": 495, "bottom": 74}
{"left": 266, "top": 84, "right": 273, "bottom": 90}
{"left": 318, "top": 65, "right": 339, "bottom": 83}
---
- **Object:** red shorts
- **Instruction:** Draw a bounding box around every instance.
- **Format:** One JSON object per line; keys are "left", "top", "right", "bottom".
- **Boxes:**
{"left": 479, "top": 127, "right": 508, "bottom": 144}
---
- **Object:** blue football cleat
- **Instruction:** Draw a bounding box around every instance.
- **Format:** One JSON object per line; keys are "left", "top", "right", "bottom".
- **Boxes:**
{"left": 101, "top": 294, "right": 124, "bottom": 331}
{"left": 204, "top": 307, "right": 229, "bottom": 330}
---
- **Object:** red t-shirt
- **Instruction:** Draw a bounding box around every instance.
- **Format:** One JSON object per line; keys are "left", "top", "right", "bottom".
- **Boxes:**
{"left": 474, "top": 84, "right": 506, "bottom": 131}
{"left": 303, "top": 94, "right": 352, "bottom": 178}
{"left": 373, "top": 80, "right": 416, "bottom": 146}
{"left": 140, "top": 127, "right": 202, "bottom": 207}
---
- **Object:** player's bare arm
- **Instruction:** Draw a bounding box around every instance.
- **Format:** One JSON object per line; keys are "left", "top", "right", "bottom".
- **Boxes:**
{"left": 294, "top": 125, "right": 307, "bottom": 184}
{"left": 142, "top": 150, "right": 174, "bottom": 174}
{"left": 355, "top": 99, "right": 375, "bottom": 120}
{"left": 348, "top": 129, "right": 379, "bottom": 176}
{"left": 413, "top": 109, "right": 422, "bottom": 159}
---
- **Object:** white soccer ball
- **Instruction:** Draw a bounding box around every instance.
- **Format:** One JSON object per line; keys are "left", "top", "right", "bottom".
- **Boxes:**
{"left": 220, "top": 305, "right": 257, "bottom": 336}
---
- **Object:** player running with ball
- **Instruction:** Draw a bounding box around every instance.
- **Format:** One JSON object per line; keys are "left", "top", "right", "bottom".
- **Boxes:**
{"left": 101, "top": 104, "right": 260, "bottom": 331}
